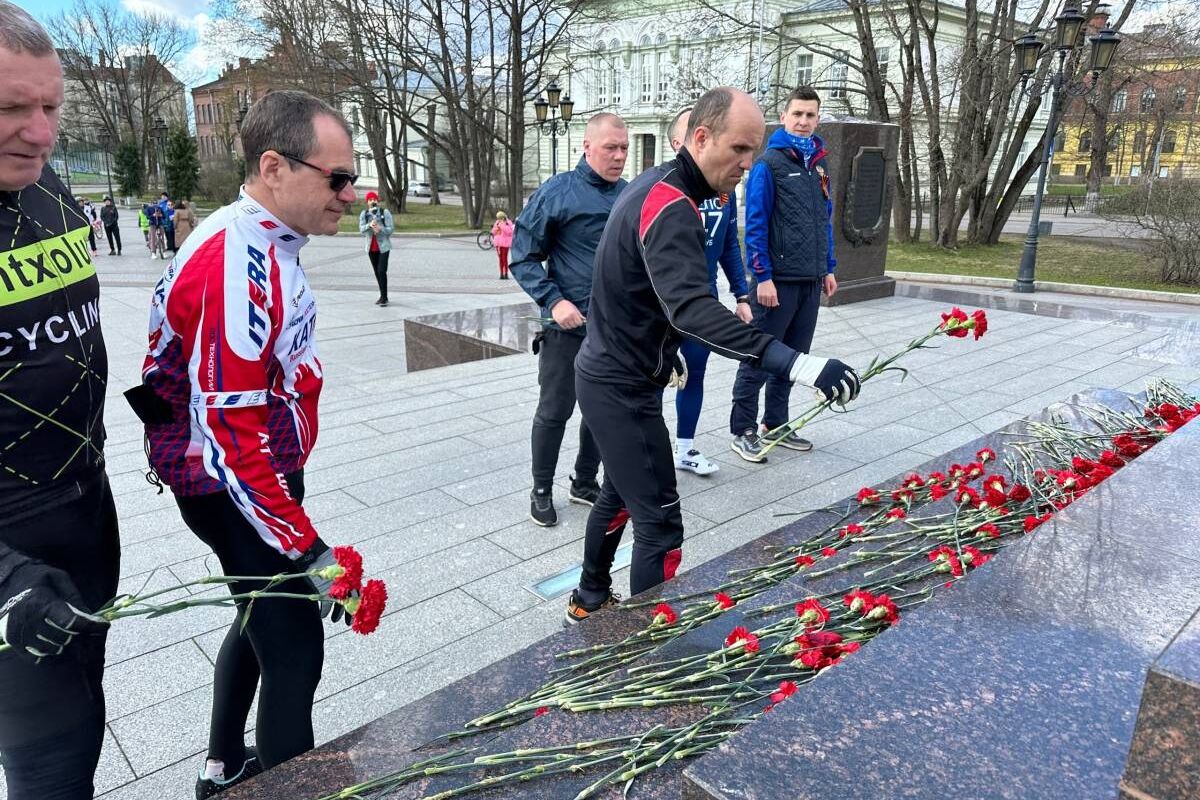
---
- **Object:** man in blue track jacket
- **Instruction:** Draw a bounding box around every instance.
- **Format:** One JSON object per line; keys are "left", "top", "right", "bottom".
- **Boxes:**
{"left": 666, "top": 107, "right": 753, "bottom": 476}
{"left": 510, "top": 113, "right": 628, "bottom": 527}
{"left": 729, "top": 86, "right": 838, "bottom": 462}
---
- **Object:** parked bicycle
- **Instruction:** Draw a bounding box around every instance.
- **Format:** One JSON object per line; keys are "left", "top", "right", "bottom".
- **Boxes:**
{"left": 476, "top": 230, "right": 494, "bottom": 250}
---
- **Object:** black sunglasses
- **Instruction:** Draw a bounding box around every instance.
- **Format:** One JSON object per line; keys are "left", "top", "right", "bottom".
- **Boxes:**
{"left": 276, "top": 151, "right": 359, "bottom": 192}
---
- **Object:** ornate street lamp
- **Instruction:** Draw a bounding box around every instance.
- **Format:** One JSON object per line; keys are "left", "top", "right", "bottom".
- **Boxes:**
{"left": 58, "top": 131, "right": 73, "bottom": 194}
{"left": 533, "top": 79, "right": 573, "bottom": 175}
{"left": 97, "top": 129, "right": 114, "bottom": 199}
{"left": 151, "top": 116, "right": 168, "bottom": 185}
{"left": 1013, "top": 2, "right": 1121, "bottom": 293}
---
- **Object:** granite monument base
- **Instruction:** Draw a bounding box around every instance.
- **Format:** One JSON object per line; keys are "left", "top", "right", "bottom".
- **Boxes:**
{"left": 226, "top": 389, "right": 1198, "bottom": 800}
{"left": 403, "top": 302, "right": 537, "bottom": 371}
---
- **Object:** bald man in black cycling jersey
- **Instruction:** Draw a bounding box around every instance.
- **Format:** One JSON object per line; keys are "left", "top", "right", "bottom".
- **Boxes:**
{"left": 0, "top": 5, "right": 119, "bottom": 799}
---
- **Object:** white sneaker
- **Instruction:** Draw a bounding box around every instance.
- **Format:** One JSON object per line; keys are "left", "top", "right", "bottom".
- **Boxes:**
{"left": 676, "top": 448, "right": 719, "bottom": 476}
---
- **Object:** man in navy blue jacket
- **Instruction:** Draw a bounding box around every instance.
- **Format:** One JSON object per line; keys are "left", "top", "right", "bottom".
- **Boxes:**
{"left": 666, "top": 107, "right": 753, "bottom": 476}
{"left": 730, "top": 86, "right": 837, "bottom": 462}
{"left": 511, "top": 113, "right": 628, "bottom": 527}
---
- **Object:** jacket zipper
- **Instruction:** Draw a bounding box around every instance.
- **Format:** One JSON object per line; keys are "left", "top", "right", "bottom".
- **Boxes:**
{"left": 653, "top": 328, "right": 670, "bottom": 378}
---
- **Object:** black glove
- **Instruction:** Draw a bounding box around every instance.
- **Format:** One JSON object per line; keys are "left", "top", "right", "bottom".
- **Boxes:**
{"left": 0, "top": 566, "right": 108, "bottom": 663}
{"left": 789, "top": 354, "right": 860, "bottom": 405}
{"left": 297, "top": 546, "right": 353, "bottom": 626}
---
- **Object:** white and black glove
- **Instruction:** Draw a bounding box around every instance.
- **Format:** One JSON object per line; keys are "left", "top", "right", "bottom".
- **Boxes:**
{"left": 667, "top": 352, "right": 688, "bottom": 390}
{"left": 0, "top": 564, "right": 108, "bottom": 664}
{"left": 297, "top": 545, "right": 353, "bottom": 626}
{"left": 789, "top": 354, "right": 860, "bottom": 405}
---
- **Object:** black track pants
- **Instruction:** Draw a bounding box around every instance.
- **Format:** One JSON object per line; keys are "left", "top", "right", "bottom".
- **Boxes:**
{"left": 576, "top": 374, "right": 683, "bottom": 603}
{"left": 174, "top": 471, "right": 324, "bottom": 771}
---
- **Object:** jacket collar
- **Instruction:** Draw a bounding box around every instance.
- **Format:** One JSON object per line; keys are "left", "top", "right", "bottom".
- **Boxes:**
{"left": 574, "top": 155, "right": 619, "bottom": 189}
{"left": 767, "top": 128, "right": 827, "bottom": 167}
{"left": 672, "top": 147, "right": 718, "bottom": 206}
{"left": 235, "top": 186, "right": 309, "bottom": 255}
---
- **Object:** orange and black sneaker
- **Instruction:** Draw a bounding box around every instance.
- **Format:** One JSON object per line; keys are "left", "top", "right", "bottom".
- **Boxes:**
{"left": 565, "top": 590, "right": 621, "bottom": 625}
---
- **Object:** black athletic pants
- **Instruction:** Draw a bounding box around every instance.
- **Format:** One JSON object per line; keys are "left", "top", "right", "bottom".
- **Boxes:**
{"left": 368, "top": 250, "right": 389, "bottom": 302}
{"left": 104, "top": 224, "right": 121, "bottom": 254}
{"left": 0, "top": 474, "right": 119, "bottom": 800}
{"left": 730, "top": 279, "right": 822, "bottom": 434}
{"left": 576, "top": 374, "right": 683, "bottom": 603}
{"left": 531, "top": 329, "right": 600, "bottom": 489}
{"left": 174, "top": 471, "right": 324, "bottom": 771}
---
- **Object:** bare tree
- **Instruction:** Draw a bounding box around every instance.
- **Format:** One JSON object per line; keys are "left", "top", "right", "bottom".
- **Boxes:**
{"left": 46, "top": 0, "right": 196, "bottom": 172}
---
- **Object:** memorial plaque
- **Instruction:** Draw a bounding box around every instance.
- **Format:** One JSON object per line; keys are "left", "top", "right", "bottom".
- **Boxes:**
{"left": 843, "top": 146, "right": 888, "bottom": 245}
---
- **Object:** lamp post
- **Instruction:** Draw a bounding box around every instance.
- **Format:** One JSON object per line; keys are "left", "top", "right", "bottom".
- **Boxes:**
{"left": 97, "top": 129, "right": 114, "bottom": 199}
{"left": 58, "top": 132, "right": 73, "bottom": 195}
{"left": 533, "top": 80, "right": 574, "bottom": 175}
{"left": 1013, "top": 2, "right": 1121, "bottom": 293}
{"left": 235, "top": 97, "right": 250, "bottom": 160}
{"left": 151, "top": 116, "right": 168, "bottom": 188}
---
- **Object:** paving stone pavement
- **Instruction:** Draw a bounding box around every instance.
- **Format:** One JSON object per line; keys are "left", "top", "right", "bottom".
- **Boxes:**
{"left": 3, "top": 265, "right": 1198, "bottom": 799}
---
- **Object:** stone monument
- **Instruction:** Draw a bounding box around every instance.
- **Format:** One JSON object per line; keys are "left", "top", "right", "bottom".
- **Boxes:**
{"left": 814, "top": 119, "right": 899, "bottom": 306}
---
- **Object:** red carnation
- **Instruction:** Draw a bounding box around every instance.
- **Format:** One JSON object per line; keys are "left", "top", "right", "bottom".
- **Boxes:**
{"left": 976, "top": 522, "right": 1002, "bottom": 539}
{"left": 534, "top": 706, "right": 550, "bottom": 717}
{"left": 1112, "top": 433, "right": 1147, "bottom": 457}
{"left": 928, "top": 545, "right": 964, "bottom": 577}
{"left": 903, "top": 473, "right": 926, "bottom": 489}
{"left": 714, "top": 593, "right": 735, "bottom": 611}
{"left": 843, "top": 589, "right": 876, "bottom": 615}
{"left": 885, "top": 507, "right": 907, "bottom": 521}
{"left": 770, "top": 679, "right": 800, "bottom": 704}
{"left": 970, "top": 309, "right": 988, "bottom": 340}
{"left": 1008, "top": 483, "right": 1032, "bottom": 503}
{"left": 329, "top": 545, "right": 365, "bottom": 600}
{"left": 865, "top": 593, "right": 901, "bottom": 625}
{"left": 1023, "top": 514, "right": 1049, "bottom": 533}
{"left": 796, "top": 597, "right": 830, "bottom": 627}
{"left": 725, "top": 626, "right": 760, "bottom": 654}
{"left": 929, "top": 471, "right": 947, "bottom": 484}
{"left": 857, "top": 487, "right": 881, "bottom": 505}
{"left": 956, "top": 486, "right": 981, "bottom": 507}
{"left": 962, "top": 545, "right": 991, "bottom": 568}
{"left": 795, "top": 554, "right": 816, "bottom": 569}
{"left": 351, "top": 579, "right": 388, "bottom": 635}
{"left": 794, "top": 630, "right": 847, "bottom": 670}
{"left": 839, "top": 523, "right": 865, "bottom": 539}
{"left": 891, "top": 487, "right": 915, "bottom": 504}
{"left": 940, "top": 307, "right": 970, "bottom": 337}
{"left": 976, "top": 447, "right": 996, "bottom": 464}
{"left": 821, "top": 546, "right": 838, "bottom": 558}
{"left": 1098, "top": 449, "right": 1125, "bottom": 468}
{"left": 929, "top": 483, "right": 948, "bottom": 501}
{"left": 652, "top": 602, "right": 678, "bottom": 625}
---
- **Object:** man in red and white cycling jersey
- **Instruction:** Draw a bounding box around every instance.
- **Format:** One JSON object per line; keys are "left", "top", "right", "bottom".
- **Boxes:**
{"left": 133, "top": 90, "right": 359, "bottom": 798}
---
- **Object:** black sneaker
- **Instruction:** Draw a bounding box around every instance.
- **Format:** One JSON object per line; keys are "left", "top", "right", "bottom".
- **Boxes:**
{"left": 730, "top": 430, "right": 768, "bottom": 463}
{"left": 568, "top": 475, "right": 600, "bottom": 506}
{"left": 565, "top": 589, "right": 621, "bottom": 624}
{"left": 530, "top": 487, "right": 558, "bottom": 527}
{"left": 762, "top": 426, "right": 814, "bottom": 452}
{"left": 195, "top": 748, "right": 262, "bottom": 799}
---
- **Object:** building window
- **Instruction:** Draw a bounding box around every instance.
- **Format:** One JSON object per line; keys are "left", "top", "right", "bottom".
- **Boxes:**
{"left": 1074, "top": 164, "right": 1086, "bottom": 177}
{"left": 877, "top": 47, "right": 889, "bottom": 82}
{"left": 1162, "top": 130, "right": 1177, "bottom": 153}
{"left": 1078, "top": 131, "right": 1091, "bottom": 152}
{"left": 1054, "top": 131, "right": 1064, "bottom": 152}
{"left": 655, "top": 52, "right": 668, "bottom": 102}
{"left": 611, "top": 63, "right": 621, "bottom": 104}
{"left": 597, "top": 60, "right": 608, "bottom": 105}
{"left": 1133, "top": 130, "right": 1146, "bottom": 151}
{"left": 1140, "top": 87, "right": 1155, "bottom": 113}
{"left": 639, "top": 36, "right": 652, "bottom": 103}
{"left": 830, "top": 51, "right": 848, "bottom": 99}
{"left": 797, "top": 53, "right": 813, "bottom": 86}
{"left": 1111, "top": 89, "right": 1126, "bottom": 112}
{"left": 1175, "top": 86, "right": 1188, "bottom": 111}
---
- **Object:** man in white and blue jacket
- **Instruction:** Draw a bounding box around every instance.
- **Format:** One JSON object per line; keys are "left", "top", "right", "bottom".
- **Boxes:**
{"left": 666, "top": 108, "right": 753, "bottom": 477}
{"left": 730, "top": 86, "right": 838, "bottom": 462}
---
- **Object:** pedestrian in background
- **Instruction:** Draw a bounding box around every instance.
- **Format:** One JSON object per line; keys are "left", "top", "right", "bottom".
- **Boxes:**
{"left": 491, "top": 210, "right": 513, "bottom": 280}
{"left": 173, "top": 199, "right": 196, "bottom": 247}
{"left": 358, "top": 190, "right": 393, "bottom": 307}
{"left": 163, "top": 198, "right": 177, "bottom": 254}
{"left": 80, "top": 196, "right": 99, "bottom": 256}
{"left": 138, "top": 203, "right": 150, "bottom": 243}
{"left": 100, "top": 195, "right": 121, "bottom": 255}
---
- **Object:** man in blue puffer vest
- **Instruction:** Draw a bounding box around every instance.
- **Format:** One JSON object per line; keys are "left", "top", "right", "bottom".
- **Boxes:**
{"left": 729, "top": 86, "right": 837, "bottom": 462}
{"left": 511, "top": 113, "right": 629, "bottom": 527}
{"left": 666, "top": 107, "right": 754, "bottom": 476}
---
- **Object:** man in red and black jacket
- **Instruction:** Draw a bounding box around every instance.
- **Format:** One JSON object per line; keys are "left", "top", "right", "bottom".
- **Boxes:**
{"left": 567, "top": 87, "right": 861, "bottom": 623}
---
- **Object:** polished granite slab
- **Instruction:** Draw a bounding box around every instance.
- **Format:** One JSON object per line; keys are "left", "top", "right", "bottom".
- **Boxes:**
{"left": 683, "top": 413, "right": 1200, "bottom": 800}
{"left": 226, "top": 390, "right": 1197, "bottom": 800}
{"left": 895, "top": 282, "right": 1200, "bottom": 367}
{"left": 404, "top": 302, "right": 538, "bottom": 371}
{"left": 1120, "top": 606, "right": 1200, "bottom": 800}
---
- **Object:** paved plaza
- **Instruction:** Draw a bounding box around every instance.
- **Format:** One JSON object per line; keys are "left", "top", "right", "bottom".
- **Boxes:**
{"left": 3, "top": 219, "right": 1198, "bottom": 799}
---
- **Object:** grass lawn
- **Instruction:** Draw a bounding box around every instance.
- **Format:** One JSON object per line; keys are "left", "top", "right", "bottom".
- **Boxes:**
{"left": 337, "top": 201, "right": 473, "bottom": 233}
{"left": 886, "top": 235, "right": 1200, "bottom": 295}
